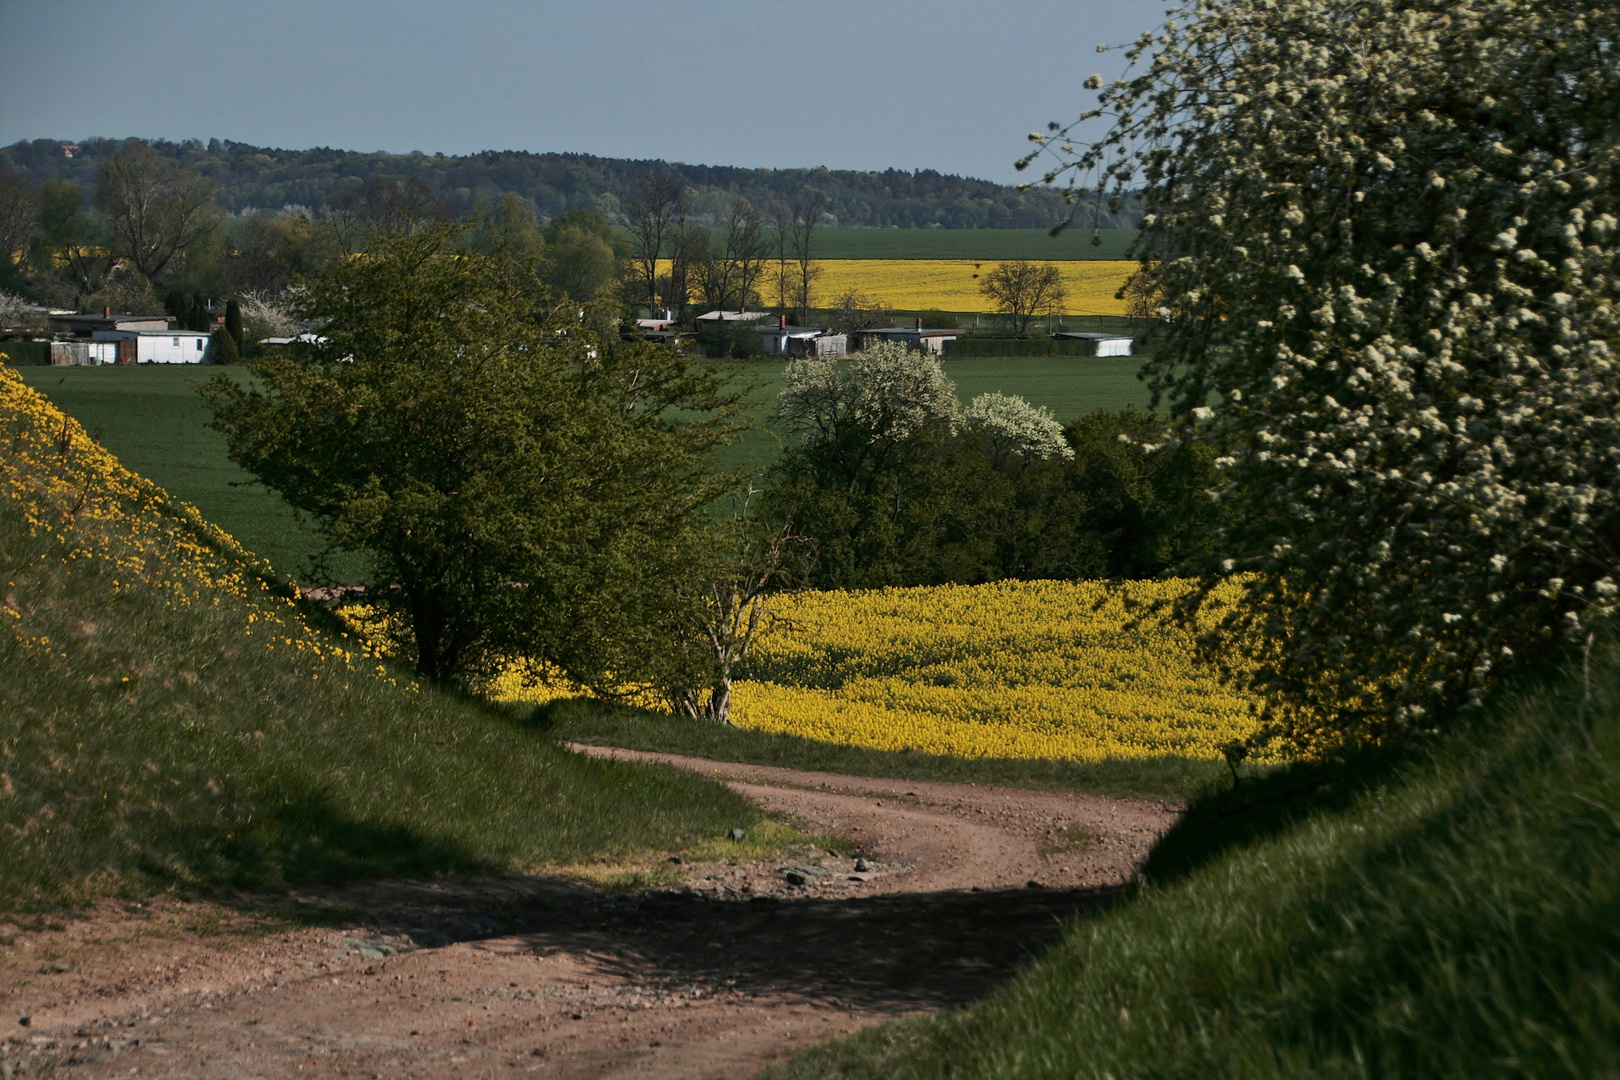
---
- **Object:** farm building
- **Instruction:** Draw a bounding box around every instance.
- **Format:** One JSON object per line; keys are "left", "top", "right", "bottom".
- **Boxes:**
{"left": 1052, "top": 331, "right": 1134, "bottom": 357}
{"left": 50, "top": 312, "right": 173, "bottom": 338}
{"left": 756, "top": 316, "right": 846, "bottom": 358}
{"left": 91, "top": 330, "right": 214, "bottom": 364}
{"left": 49, "top": 340, "right": 119, "bottom": 366}
{"left": 854, "top": 320, "right": 960, "bottom": 355}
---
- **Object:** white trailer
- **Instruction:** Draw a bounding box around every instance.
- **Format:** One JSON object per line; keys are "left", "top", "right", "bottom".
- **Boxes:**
{"left": 93, "top": 330, "right": 214, "bottom": 364}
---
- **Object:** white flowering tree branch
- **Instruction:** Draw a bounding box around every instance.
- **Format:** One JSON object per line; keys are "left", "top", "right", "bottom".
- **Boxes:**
{"left": 1027, "top": 0, "right": 1620, "bottom": 752}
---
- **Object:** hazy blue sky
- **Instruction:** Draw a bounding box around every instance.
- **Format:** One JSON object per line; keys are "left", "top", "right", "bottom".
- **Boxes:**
{"left": 1, "top": 0, "right": 1172, "bottom": 183}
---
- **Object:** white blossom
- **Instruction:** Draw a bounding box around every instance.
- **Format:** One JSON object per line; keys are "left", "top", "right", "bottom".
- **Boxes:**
{"left": 1022, "top": 0, "right": 1620, "bottom": 752}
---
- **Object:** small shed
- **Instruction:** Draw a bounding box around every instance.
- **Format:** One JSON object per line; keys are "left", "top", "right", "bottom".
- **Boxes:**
{"left": 92, "top": 330, "right": 213, "bottom": 364}
{"left": 854, "top": 321, "right": 960, "bottom": 355}
{"left": 1052, "top": 331, "right": 1134, "bottom": 357}
{"left": 755, "top": 315, "right": 846, "bottom": 358}
{"left": 49, "top": 341, "right": 119, "bottom": 366}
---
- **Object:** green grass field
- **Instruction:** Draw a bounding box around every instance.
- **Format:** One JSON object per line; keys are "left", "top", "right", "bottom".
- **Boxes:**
{"left": 10, "top": 365, "right": 325, "bottom": 579}
{"left": 11, "top": 359, "right": 1152, "bottom": 577}
{"left": 764, "top": 645, "right": 1620, "bottom": 1078}
{"left": 621, "top": 227, "right": 1141, "bottom": 261}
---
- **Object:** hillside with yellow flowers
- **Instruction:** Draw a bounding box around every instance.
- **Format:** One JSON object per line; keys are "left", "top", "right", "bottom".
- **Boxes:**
{"left": 0, "top": 362, "right": 772, "bottom": 908}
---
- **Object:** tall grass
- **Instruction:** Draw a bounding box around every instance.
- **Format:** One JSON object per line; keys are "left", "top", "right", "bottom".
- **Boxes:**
{"left": 764, "top": 642, "right": 1620, "bottom": 1078}
{"left": 0, "top": 365, "right": 766, "bottom": 910}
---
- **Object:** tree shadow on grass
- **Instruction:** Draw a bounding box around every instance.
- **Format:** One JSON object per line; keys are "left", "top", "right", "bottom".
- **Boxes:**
{"left": 135, "top": 791, "right": 503, "bottom": 896}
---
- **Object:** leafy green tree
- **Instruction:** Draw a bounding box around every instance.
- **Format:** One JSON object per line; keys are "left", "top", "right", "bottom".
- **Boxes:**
{"left": 541, "top": 210, "right": 619, "bottom": 304}
{"left": 0, "top": 169, "right": 38, "bottom": 290}
{"left": 1027, "top": 0, "right": 1620, "bottom": 752}
{"left": 35, "top": 179, "right": 108, "bottom": 289}
{"left": 202, "top": 224, "right": 741, "bottom": 689}
{"left": 463, "top": 193, "right": 547, "bottom": 273}
{"left": 95, "top": 140, "right": 220, "bottom": 281}
{"left": 978, "top": 260, "right": 1067, "bottom": 334}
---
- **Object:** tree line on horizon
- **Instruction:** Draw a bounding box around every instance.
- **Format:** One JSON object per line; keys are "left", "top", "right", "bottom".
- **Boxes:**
{"left": 0, "top": 137, "right": 1143, "bottom": 231}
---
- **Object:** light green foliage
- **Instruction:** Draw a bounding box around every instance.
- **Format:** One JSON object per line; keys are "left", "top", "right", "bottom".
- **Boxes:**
{"left": 541, "top": 209, "right": 620, "bottom": 304}
{"left": 1030, "top": 0, "right": 1620, "bottom": 750}
{"left": 203, "top": 223, "right": 741, "bottom": 689}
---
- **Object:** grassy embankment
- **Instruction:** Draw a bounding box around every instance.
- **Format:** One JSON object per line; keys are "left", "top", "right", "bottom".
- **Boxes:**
{"left": 0, "top": 364, "right": 789, "bottom": 912}
{"left": 761, "top": 647, "right": 1620, "bottom": 1078}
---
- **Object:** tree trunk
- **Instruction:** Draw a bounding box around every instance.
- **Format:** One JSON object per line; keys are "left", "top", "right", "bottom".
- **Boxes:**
{"left": 707, "top": 676, "right": 734, "bottom": 726}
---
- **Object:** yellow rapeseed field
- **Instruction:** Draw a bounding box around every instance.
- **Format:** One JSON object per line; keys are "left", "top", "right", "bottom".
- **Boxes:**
{"left": 658, "top": 259, "right": 1137, "bottom": 315}
{"left": 491, "top": 577, "right": 1260, "bottom": 762}
{"left": 731, "top": 580, "right": 1259, "bottom": 762}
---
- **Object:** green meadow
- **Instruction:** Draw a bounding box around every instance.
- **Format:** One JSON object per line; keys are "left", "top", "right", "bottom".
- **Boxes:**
{"left": 11, "top": 358, "right": 1151, "bottom": 581}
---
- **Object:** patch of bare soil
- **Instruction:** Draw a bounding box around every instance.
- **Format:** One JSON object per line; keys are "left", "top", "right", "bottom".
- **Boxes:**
{"left": 0, "top": 749, "right": 1178, "bottom": 1079}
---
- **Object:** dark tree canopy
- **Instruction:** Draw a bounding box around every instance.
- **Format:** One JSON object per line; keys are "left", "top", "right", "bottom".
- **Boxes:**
{"left": 203, "top": 223, "right": 742, "bottom": 690}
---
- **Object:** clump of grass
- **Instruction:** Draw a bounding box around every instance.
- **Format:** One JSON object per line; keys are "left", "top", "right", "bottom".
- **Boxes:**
{"left": 762, "top": 640, "right": 1620, "bottom": 1079}
{"left": 530, "top": 698, "right": 1227, "bottom": 803}
{"left": 0, "top": 369, "right": 768, "bottom": 911}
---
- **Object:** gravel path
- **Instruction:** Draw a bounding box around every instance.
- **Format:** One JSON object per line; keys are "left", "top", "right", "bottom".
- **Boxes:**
{"left": 0, "top": 748, "right": 1179, "bottom": 1079}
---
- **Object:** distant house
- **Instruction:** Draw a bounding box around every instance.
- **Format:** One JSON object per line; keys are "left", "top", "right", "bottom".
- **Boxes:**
{"left": 755, "top": 315, "right": 846, "bottom": 358}
{"left": 50, "top": 312, "right": 174, "bottom": 339}
{"left": 1052, "top": 331, "right": 1134, "bottom": 357}
{"left": 854, "top": 319, "right": 960, "bottom": 355}
{"left": 91, "top": 330, "right": 213, "bottom": 365}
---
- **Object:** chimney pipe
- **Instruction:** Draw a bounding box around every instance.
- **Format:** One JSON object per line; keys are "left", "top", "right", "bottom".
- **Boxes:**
{"left": 104, "top": 306, "right": 111, "bottom": 318}
{"left": 780, "top": 314, "right": 786, "bottom": 330}
{"left": 915, "top": 316, "right": 922, "bottom": 331}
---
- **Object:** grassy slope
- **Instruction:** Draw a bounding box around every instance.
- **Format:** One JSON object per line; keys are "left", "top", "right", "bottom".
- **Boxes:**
{"left": 764, "top": 647, "right": 1620, "bottom": 1079}
{"left": 0, "top": 371, "right": 781, "bottom": 911}
{"left": 534, "top": 699, "right": 1225, "bottom": 804}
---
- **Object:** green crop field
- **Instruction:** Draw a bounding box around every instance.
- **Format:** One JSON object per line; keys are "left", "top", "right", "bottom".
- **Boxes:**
{"left": 807, "top": 227, "right": 1139, "bottom": 260}
{"left": 10, "top": 357, "right": 1152, "bottom": 579}
{"left": 10, "top": 365, "right": 330, "bottom": 579}
{"left": 625, "top": 227, "right": 1141, "bottom": 261}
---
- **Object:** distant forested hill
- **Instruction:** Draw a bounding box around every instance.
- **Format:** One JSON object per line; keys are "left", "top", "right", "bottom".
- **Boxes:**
{"left": 0, "top": 137, "right": 1139, "bottom": 230}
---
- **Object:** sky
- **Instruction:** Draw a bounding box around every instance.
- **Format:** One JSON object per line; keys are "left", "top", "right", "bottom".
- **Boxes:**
{"left": 1, "top": 0, "right": 1172, "bottom": 184}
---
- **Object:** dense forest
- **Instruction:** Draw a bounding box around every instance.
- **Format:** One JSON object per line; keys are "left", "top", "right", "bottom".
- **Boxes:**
{"left": 0, "top": 137, "right": 1137, "bottom": 230}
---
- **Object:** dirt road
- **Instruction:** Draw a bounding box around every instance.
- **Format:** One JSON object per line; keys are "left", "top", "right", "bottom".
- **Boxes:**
{"left": 0, "top": 749, "right": 1178, "bottom": 1079}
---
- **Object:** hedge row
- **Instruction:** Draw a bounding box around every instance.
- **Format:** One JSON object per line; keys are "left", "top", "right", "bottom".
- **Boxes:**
{"left": 0, "top": 341, "right": 50, "bottom": 366}
{"left": 942, "top": 338, "right": 1095, "bottom": 358}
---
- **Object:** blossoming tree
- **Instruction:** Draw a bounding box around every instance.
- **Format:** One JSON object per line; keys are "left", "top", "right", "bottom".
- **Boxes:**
{"left": 1026, "top": 0, "right": 1620, "bottom": 751}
